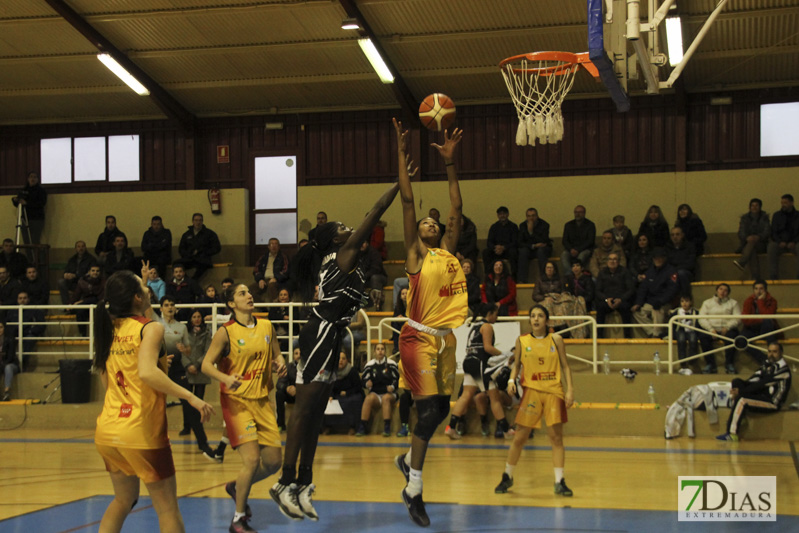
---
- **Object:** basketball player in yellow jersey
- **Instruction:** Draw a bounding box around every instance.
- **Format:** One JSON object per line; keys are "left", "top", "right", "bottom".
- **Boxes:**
{"left": 494, "top": 305, "right": 575, "bottom": 497}
{"left": 94, "top": 265, "right": 214, "bottom": 533}
{"left": 392, "top": 117, "right": 466, "bottom": 527}
{"left": 202, "top": 283, "right": 287, "bottom": 533}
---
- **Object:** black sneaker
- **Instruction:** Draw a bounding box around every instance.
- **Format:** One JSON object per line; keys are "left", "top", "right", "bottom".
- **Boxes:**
{"left": 225, "top": 481, "right": 252, "bottom": 518}
{"left": 554, "top": 478, "right": 573, "bottom": 497}
{"left": 402, "top": 488, "right": 430, "bottom": 527}
{"left": 201, "top": 445, "right": 222, "bottom": 464}
{"left": 269, "top": 482, "right": 304, "bottom": 521}
{"left": 178, "top": 428, "right": 191, "bottom": 436}
{"left": 494, "top": 473, "right": 513, "bottom": 494}
{"left": 229, "top": 516, "right": 256, "bottom": 533}
{"left": 394, "top": 454, "right": 410, "bottom": 483}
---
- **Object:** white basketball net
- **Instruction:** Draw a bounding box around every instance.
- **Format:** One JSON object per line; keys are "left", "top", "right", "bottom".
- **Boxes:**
{"left": 501, "top": 57, "right": 579, "bottom": 146}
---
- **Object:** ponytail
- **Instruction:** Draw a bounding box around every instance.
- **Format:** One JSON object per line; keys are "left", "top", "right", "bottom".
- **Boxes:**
{"left": 92, "top": 270, "right": 143, "bottom": 372}
{"left": 93, "top": 299, "right": 113, "bottom": 372}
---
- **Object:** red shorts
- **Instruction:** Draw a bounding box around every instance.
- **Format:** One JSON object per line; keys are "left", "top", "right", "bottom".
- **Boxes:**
{"left": 95, "top": 444, "right": 175, "bottom": 484}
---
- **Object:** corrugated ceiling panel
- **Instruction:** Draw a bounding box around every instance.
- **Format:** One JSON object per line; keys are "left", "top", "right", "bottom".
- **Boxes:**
{"left": 0, "top": 21, "right": 97, "bottom": 56}
{"left": 686, "top": 12, "right": 799, "bottom": 51}
{"left": 0, "top": 91, "right": 163, "bottom": 124}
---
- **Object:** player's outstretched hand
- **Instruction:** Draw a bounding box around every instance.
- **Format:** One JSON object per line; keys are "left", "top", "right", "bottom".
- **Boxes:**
{"left": 189, "top": 396, "right": 215, "bottom": 423}
{"left": 393, "top": 118, "right": 410, "bottom": 154}
{"left": 431, "top": 127, "right": 463, "bottom": 161}
{"left": 404, "top": 153, "right": 418, "bottom": 178}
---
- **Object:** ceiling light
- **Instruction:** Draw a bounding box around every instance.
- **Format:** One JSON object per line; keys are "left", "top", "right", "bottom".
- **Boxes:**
{"left": 665, "top": 16, "right": 684, "bottom": 67}
{"left": 341, "top": 18, "right": 360, "bottom": 30}
{"left": 357, "top": 38, "right": 394, "bottom": 83}
{"left": 97, "top": 53, "right": 150, "bottom": 95}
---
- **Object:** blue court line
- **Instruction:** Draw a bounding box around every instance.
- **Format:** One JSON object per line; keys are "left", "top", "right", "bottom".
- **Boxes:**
{"left": 0, "top": 436, "right": 791, "bottom": 457}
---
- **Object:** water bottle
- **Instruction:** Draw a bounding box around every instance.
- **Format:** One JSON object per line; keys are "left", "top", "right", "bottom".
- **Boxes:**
{"left": 603, "top": 352, "right": 610, "bottom": 375}
{"left": 653, "top": 351, "right": 661, "bottom": 376}
{"left": 648, "top": 383, "right": 656, "bottom": 404}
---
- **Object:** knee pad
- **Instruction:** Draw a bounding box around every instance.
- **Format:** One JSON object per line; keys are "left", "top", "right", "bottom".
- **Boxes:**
{"left": 412, "top": 398, "right": 441, "bottom": 442}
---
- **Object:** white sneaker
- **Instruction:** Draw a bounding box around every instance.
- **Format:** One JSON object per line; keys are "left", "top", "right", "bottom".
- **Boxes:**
{"left": 444, "top": 425, "right": 461, "bottom": 440}
{"left": 269, "top": 482, "right": 304, "bottom": 521}
{"left": 678, "top": 368, "right": 693, "bottom": 375}
{"left": 296, "top": 483, "right": 319, "bottom": 521}
{"left": 789, "top": 400, "right": 799, "bottom": 411}
{"left": 504, "top": 427, "right": 516, "bottom": 439}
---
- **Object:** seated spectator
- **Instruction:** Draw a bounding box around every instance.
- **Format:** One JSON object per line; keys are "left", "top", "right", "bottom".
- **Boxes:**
{"left": 517, "top": 207, "right": 552, "bottom": 283}
{"left": 0, "top": 239, "right": 28, "bottom": 280}
{"left": 57, "top": 241, "right": 96, "bottom": 305}
{"left": 166, "top": 265, "right": 202, "bottom": 322}
{"left": 428, "top": 208, "right": 447, "bottom": 236}
{"left": 20, "top": 266, "right": 49, "bottom": 305}
{"left": 1, "top": 322, "right": 17, "bottom": 401}
{"left": 356, "top": 342, "right": 399, "bottom": 437}
{"left": 359, "top": 241, "right": 387, "bottom": 310}
{"left": 177, "top": 213, "right": 221, "bottom": 280}
{"left": 5, "top": 291, "right": 45, "bottom": 367}
{"left": 483, "top": 206, "right": 519, "bottom": 278}
{"left": 103, "top": 235, "right": 136, "bottom": 278}
{"left": 268, "top": 288, "right": 297, "bottom": 352}
{"left": 675, "top": 204, "right": 707, "bottom": 255}
{"left": 391, "top": 287, "right": 408, "bottom": 353}
{"left": 392, "top": 276, "right": 410, "bottom": 311}
{"left": 461, "top": 259, "right": 481, "bottom": 316}
{"left": 589, "top": 230, "right": 627, "bottom": 278}
{"left": 560, "top": 205, "right": 596, "bottom": 273}
{"left": 632, "top": 248, "right": 678, "bottom": 338}
{"left": 594, "top": 253, "right": 635, "bottom": 339}
{"left": 532, "top": 261, "right": 563, "bottom": 318}
{"left": 70, "top": 265, "right": 105, "bottom": 335}
{"left": 666, "top": 226, "right": 696, "bottom": 297}
{"left": 717, "top": 342, "right": 792, "bottom": 442}
{"left": 140, "top": 215, "right": 172, "bottom": 279}
{"left": 220, "top": 277, "right": 235, "bottom": 292}
{"left": 734, "top": 198, "right": 770, "bottom": 278}
{"left": 94, "top": 215, "right": 126, "bottom": 265}
{"left": 251, "top": 237, "right": 289, "bottom": 303}
{"left": 698, "top": 283, "right": 742, "bottom": 374}
{"left": 483, "top": 259, "right": 517, "bottom": 316}
{"left": 637, "top": 205, "right": 669, "bottom": 248}
{"left": 610, "top": 215, "right": 634, "bottom": 260}
{"left": 0, "top": 267, "right": 21, "bottom": 317}
{"left": 147, "top": 267, "right": 166, "bottom": 302}
{"left": 767, "top": 193, "right": 799, "bottom": 280}
{"left": 370, "top": 219, "right": 388, "bottom": 260}
{"left": 741, "top": 280, "right": 779, "bottom": 365}
{"left": 455, "top": 214, "right": 478, "bottom": 265}
{"left": 308, "top": 211, "right": 327, "bottom": 241}
{"left": 629, "top": 233, "right": 653, "bottom": 284}
{"left": 323, "top": 351, "right": 364, "bottom": 435}
{"left": 199, "top": 284, "right": 221, "bottom": 318}
{"left": 341, "top": 310, "right": 367, "bottom": 359}
{"left": 275, "top": 346, "right": 301, "bottom": 431}
{"left": 563, "top": 257, "right": 595, "bottom": 317}
{"left": 668, "top": 295, "right": 700, "bottom": 375}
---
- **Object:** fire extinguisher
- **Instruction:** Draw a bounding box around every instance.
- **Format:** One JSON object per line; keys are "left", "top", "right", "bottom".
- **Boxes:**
{"left": 208, "top": 186, "right": 222, "bottom": 214}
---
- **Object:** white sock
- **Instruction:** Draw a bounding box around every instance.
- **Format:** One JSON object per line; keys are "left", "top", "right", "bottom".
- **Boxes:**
{"left": 554, "top": 467, "right": 564, "bottom": 483}
{"left": 504, "top": 463, "right": 515, "bottom": 479}
{"left": 221, "top": 435, "right": 230, "bottom": 445}
{"left": 233, "top": 511, "right": 247, "bottom": 522}
{"left": 406, "top": 468, "right": 423, "bottom": 497}
{"left": 404, "top": 449, "right": 412, "bottom": 467}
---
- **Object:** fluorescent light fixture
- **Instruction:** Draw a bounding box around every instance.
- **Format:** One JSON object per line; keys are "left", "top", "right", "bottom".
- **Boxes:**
{"left": 97, "top": 53, "right": 150, "bottom": 95}
{"left": 665, "top": 16, "right": 684, "bottom": 67}
{"left": 357, "top": 38, "right": 394, "bottom": 83}
{"left": 341, "top": 17, "right": 360, "bottom": 30}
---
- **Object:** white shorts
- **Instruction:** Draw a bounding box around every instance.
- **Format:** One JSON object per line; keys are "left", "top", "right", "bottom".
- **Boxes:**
{"left": 462, "top": 373, "right": 497, "bottom": 393}
{"left": 368, "top": 391, "right": 398, "bottom": 405}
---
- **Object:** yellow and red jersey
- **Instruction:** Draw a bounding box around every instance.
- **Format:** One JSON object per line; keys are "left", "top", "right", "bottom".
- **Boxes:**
{"left": 95, "top": 316, "right": 169, "bottom": 449}
{"left": 406, "top": 248, "right": 468, "bottom": 330}
{"left": 218, "top": 317, "right": 275, "bottom": 400}
{"left": 518, "top": 333, "right": 564, "bottom": 399}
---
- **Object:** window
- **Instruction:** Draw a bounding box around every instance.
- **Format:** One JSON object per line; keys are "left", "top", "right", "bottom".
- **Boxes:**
{"left": 40, "top": 135, "right": 141, "bottom": 183}
{"left": 761, "top": 103, "right": 799, "bottom": 157}
{"left": 254, "top": 156, "right": 297, "bottom": 244}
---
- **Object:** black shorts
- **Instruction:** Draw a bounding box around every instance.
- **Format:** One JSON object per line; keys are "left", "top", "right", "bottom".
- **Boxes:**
{"left": 296, "top": 314, "right": 344, "bottom": 384}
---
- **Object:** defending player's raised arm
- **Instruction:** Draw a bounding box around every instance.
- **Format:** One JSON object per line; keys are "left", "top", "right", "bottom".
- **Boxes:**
{"left": 432, "top": 128, "right": 463, "bottom": 253}
{"left": 394, "top": 119, "right": 422, "bottom": 262}
{"left": 554, "top": 334, "right": 574, "bottom": 408}
{"left": 337, "top": 181, "right": 400, "bottom": 273}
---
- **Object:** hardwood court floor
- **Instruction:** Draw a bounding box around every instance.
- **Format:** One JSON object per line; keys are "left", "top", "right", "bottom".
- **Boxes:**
{"left": 0, "top": 428, "right": 797, "bottom": 532}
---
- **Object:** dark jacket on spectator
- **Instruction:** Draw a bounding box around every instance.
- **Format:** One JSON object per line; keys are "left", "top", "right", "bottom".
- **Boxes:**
{"left": 666, "top": 241, "right": 697, "bottom": 273}
{"left": 737, "top": 211, "right": 770, "bottom": 250}
{"left": 0, "top": 334, "right": 16, "bottom": 367}
{"left": 595, "top": 265, "right": 635, "bottom": 304}
{"left": 0, "top": 278, "right": 21, "bottom": 305}
{"left": 0, "top": 251, "right": 28, "bottom": 280}
{"left": 486, "top": 220, "right": 519, "bottom": 251}
{"left": 104, "top": 248, "right": 136, "bottom": 277}
{"left": 71, "top": 274, "right": 105, "bottom": 304}
{"left": 20, "top": 277, "right": 49, "bottom": 306}
{"left": 564, "top": 271, "right": 595, "bottom": 306}
{"left": 635, "top": 263, "right": 679, "bottom": 308}
{"left": 65, "top": 252, "right": 97, "bottom": 279}
{"left": 518, "top": 218, "right": 552, "bottom": 250}
{"left": 6, "top": 307, "right": 46, "bottom": 341}
{"left": 359, "top": 246, "right": 386, "bottom": 281}
{"left": 483, "top": 274, "right": 517, "bottom": 316}
{"left": 178, "top": 225, "right": 221, "bottom": 266}
{"left": 629, "top": 248, "right": 653, "bottom": 277}
{"left": 362, "top": 357, "right": 399, "bottom": 395}
{"left": 465, "top": 273, "right": 481, "bottom": 314}
{"left": 166, "top": 277, "right": 203, "bottom": 306}
{"left": 676, "top": 215, "right": 707, "bottom": 255}
{"left": 13, "top": 182, "right": 47, "bottom": 220}
{"left": 276, "top": 361, "right": 299, "bottom": 397}
{"left": 533, "top": 276, "right": 563, "bottom": 302}
{"left": 456, "top": 216, "right": 478, "bottom": 263}
{"left": 253, "top": 251, "right": 289, "bottom": 284}
{"left": 95, "top": 228, "right": 127, "bottom": 257}
{"left": 562, "top": 219, "right": 596, "bottom": 253}
{"left": 332, "top": 366, "right": 363, "bottom": 398}
{"left": 141, "top": 228, "right": 172, "bottom": 266}
{"left": 770, "top": 207, "right": 799, "bottom": 243}
{"left": 638, "top": 220, "right": 669, "bottom": 248}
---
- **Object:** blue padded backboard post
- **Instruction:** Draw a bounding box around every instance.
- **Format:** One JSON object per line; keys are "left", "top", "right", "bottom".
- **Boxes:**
{"left": 587, "top": 0, "right": 630, "bottom": 112}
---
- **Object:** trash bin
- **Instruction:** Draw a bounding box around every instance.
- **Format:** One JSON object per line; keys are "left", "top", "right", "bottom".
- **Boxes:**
{"left": 59, "top": 359, "right": 93, "bottom": 404}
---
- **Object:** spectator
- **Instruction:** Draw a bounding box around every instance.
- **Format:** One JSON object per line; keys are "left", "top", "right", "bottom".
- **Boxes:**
{"left": 140, "top": 215, "right": 172, "bottom": 279}
{"left": 12, "top": 172, "right": 47, "bottom": 262}
{"left": 675, "top": 204, "right": 707, "bottom": 255}
{"left": 356, "top": 342, "right": 399, "bottom": 437}
{"left": 461, "top": 259, "right": 481, "bottom": 316}
{"left": 183, "top": 309, "right": 212, "bottom": 427}
{"left": 323, "top": 351, "right": 364, "bottom": 435}
{"left": 0, "top": 238, "right": 28, "bottom": 280}
{"left": 220, "top": 277, "right": 235, "bottom": 292}
{"left": 165, "top": 265, "right": 202, "bottom": 322}
{"left": 629, "top": 233, "right": 653, "bottom": 284}
{"left": 94, "top": 215, "right": 126, "bottom": 264}
{"left": 767, "top": 193, "right": 799, "bottom": 280}
{"left": 5, "top": 291, "right": 45, "bottom": 367}
{"left": 341, "top": 310, "right": 367, "bottom": 358}
{"left": 370, "top": 219, "right": 388, "bottom": 260}
{"left": 517, "top": 207, "right": 552, "bottom": 283}
{"left": 57, "top": 241, "right": 96, "bottom": 305}
{"left": 455, "top": 214, "right": 478, "bottom": 264}
{"left": 734, "top": 198, "right": 770, "bottom": 278}
{"left": 637, "top": 205, "right": 669, "bottom": 248}
{"left": 483, "top": 206, "right": 519, "bottom": 278}
{"left": 251, "top": 237, "right": 289, "bottom": 303}
{"left": 588, "top": 230, "right": 627, "bottom": 278}
{"left": 1, "top": 322, "right": 17, "bottom": 401}
{"left": 563, "top": 258, "right": 595, "bottom": 312}
{"left": 308, "top": 211, "right": 327, "bottom": 241}
{"left": 594, "top": 253, "right": 635, "bottom": 338}
{"left": 668, "top": 295, "right": 700, "bottom": 375}
{"left": 428, "top": 208, "right": 447, "bottom": 236}
{"left": 392, "top": 287, "right": 408, "bottom": 353}
{"left": 359, "top": 241, "right": 387, "bottom": 310}
{"left": 741, "top": 280, "right": 779, "bottom": 365}
{"left": 632, "top": 248, "right": 679, "bottom": 338}
{"left": 0, "top": 266, "right": 21, "bottom": 308}
{"left": 666, "top": 226, "right": 696, "bottom": 297}
{"left": 20, "top": 266, "right": 49, "bottom": 306}
{"left": 275, "top": 347, "right": 301, "bottom": 431}
{"left": 71, "top": 265, "right": 105, "bottom": 335}
{"left": 698, "top": 283, "right": 742, "bottom": 375}
{"left": 147, "top": 267, "right": 166, "bottom": 302}
{"left": 268, "top": 288, "right": 297, "bottom": 352}
{"left": 484, "top": 259, "right": 517, "bottom": 316}
{"left": 198, "top": 284, "right": 220, "bottom": 318}
{"left": 610, "top": 215, "right": 634, "bottom": 260}
{"left": 177, "top": 213, "right": 221, "bottom": 280}
{"left": 716, "top": 342, "right": 791, "bottom": 442}
{"left": 560, "top": 205, "right": 596, "bottom": 273}
{"left": 155, "top": 296, "right": 193, "bottom": 437}
{"left": 533, "top": 261, "right": 563, "bottom": 317}
{"left": 103, "top": 235, "right": 136, "bottom": 278}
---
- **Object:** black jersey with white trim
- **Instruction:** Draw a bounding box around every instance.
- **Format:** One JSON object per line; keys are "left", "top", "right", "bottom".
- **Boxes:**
{"left": 314, "top": 251, "right": 367, "bottom": 326}
{"left": 466, "top": 320, "right": 491, "bottom": 364}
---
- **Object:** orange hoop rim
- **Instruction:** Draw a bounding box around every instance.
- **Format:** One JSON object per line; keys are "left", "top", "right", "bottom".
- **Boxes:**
{"left": 499, "top": 51, "right": 599, "bottom": 78}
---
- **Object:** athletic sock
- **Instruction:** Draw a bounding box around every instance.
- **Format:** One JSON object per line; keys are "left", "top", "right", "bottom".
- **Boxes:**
{"left": 480, "top": 415, "right": 488, "bottom": 425}
{"left": 554, "top": 467, "right": 564, "bottom": 483}
{"left": 498, "top": 418, "right": 509, "bottom": 433}
{"left": 449, "top": 414, "right": 460, "bottom": 428}
{"left": 233, "top": 512, "right": 247, "bottom": 522}
{"left": 505, "top": 463, "right": 515, "bottom": 479}
{"left": 404, "top": 449, "right": 412, "bottom": 467}
{"left": 407, "top": 468, "right": 423, "bottom": 497}
{"left": 297, "top": 464, "right": 313, "bottom": 485}
{"left": 279, "top": 464, "right": 296, "bottom": 486}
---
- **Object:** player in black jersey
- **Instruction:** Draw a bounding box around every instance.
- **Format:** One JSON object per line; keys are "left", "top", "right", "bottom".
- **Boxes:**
{"left": 270, "top": 182, "right": 400, "bottom": 521}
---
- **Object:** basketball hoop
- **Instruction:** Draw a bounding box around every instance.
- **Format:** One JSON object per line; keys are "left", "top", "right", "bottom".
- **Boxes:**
{"left": 500, "top": 51, "right": 599, "bottom": 146}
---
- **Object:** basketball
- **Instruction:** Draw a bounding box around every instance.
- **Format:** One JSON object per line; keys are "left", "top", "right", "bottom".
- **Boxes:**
{"left": 418, "top": 93, "right": 456, "bottom": 131}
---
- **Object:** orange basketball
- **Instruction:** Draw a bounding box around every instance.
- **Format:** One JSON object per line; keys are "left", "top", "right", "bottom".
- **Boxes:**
{"left": 418, "top": 93, "right": 456, "bottom": 131}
